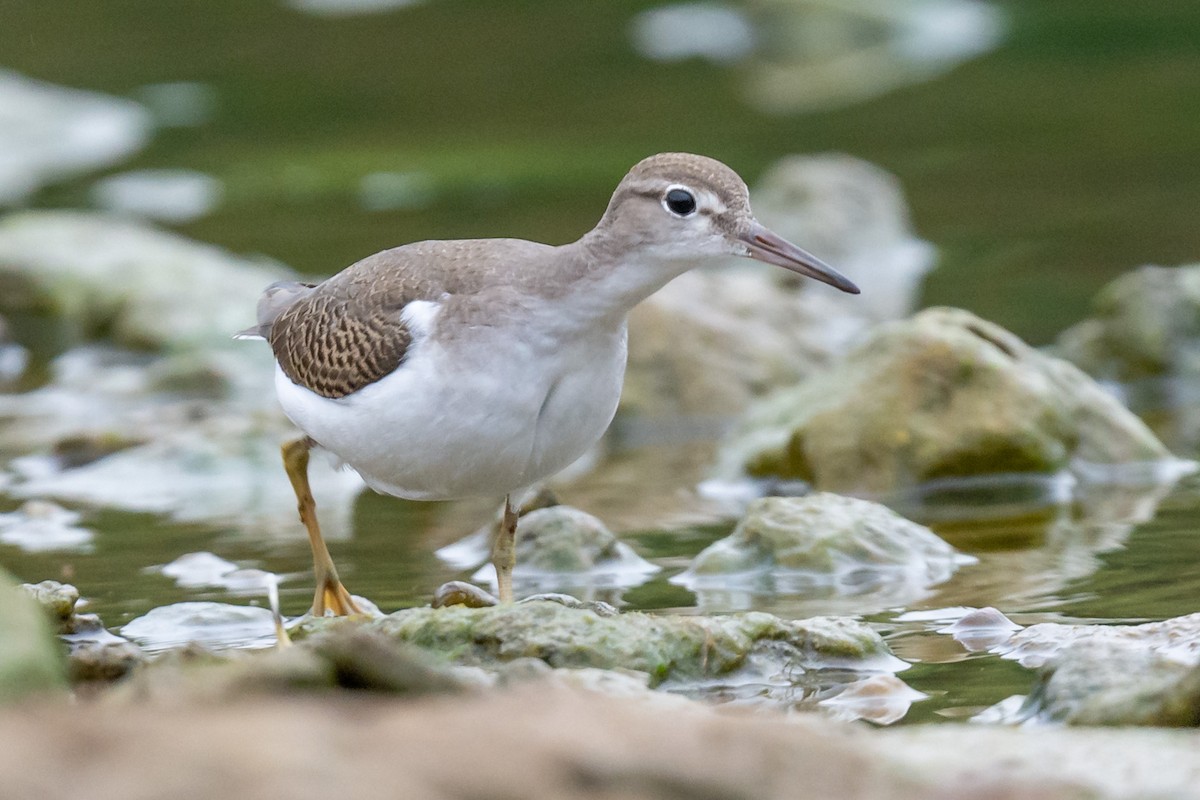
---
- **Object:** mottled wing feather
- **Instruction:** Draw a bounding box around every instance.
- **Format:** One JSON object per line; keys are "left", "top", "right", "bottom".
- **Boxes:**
{"left": 269, "top": 285, "right": 414, "bottom": 399}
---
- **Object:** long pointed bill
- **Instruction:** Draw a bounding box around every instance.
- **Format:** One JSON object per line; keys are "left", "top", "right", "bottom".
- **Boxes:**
{"left": 741, "top": 221, "right": 860, "bottom": 294}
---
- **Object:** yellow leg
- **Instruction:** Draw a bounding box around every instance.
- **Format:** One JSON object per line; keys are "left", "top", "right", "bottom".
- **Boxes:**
{"left": 492, "top": 495, "right": 519, "bottom": 604}
{"left": 282, "top": 436, "right": 361, "bottom": 616}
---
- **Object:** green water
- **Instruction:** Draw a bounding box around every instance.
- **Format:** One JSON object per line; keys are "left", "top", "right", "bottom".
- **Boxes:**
{"left": 3, "top": 0, "right": 1200, "bottom": 722}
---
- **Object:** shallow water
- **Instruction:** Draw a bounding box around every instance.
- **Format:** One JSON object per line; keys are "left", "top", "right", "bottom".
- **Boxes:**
{"left": 3, "top": 0, "right": 1200, "bottom": 724}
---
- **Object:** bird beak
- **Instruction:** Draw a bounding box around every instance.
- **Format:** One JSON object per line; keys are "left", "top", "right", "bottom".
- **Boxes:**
{"left": 740, "top": 221, "right": 860, "bottom": 294}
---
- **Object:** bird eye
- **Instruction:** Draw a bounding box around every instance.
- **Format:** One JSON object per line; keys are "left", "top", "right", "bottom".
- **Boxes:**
{"left": 664, "top": 188, "right": 697, "bottom": 217}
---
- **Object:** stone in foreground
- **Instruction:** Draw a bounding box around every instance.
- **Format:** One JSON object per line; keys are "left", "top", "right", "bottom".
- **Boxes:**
{"left": 0, "top": 571, "right": 66, "bottom": 701}
{"left": 719, "top": 307, "right": 1173, "bottom": 494}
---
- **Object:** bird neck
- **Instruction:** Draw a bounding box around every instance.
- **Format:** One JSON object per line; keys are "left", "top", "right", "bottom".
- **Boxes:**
{"left": 546, "top": 226, "right": 694, "bottom": 327}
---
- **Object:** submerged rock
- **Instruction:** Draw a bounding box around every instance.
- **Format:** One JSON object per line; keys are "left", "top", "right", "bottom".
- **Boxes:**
{"left": 622, "top": 153, "right": 932, "bottom": 417}
{"left": 674, "top": 494, "right": 966, "bottom": 612}
{"left": 1056, "top": 263, "right": 1200, "bottom": 381}
{"left": 121, "top": 602, "right": 280, "bottom": 654}
{"left": 718, "top": 307, "right": 1174, "bottom": 495}
{"left": 0, "top": 571, "right": 66, "bottom": 700}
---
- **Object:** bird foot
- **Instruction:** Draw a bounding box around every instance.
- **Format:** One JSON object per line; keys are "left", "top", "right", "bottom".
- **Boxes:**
{"left": 313, "top": 576, "right": 364, "bottom": 617}
{"left": 432, "top": 581, "right": 498, "bottom": 609}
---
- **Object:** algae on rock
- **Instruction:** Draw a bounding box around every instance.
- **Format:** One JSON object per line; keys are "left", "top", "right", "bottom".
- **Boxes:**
{"left": 718, "top": 307, "right": 1173, "bottom": 495}
{"left": 0, "top": 570, "right": 66, "bottom": 700}
{"left": 1055, "top": 263, "right": 1200, "bottom": 381}
{"left": 675, "top": 494, "right": 965, "bottom": 604}
{"left": 365, "top": 601, "right": 902, "bottom": 685}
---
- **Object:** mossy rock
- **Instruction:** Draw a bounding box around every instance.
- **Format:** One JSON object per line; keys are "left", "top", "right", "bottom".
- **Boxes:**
{"left": 1055, "top": 263, "right": 1200, "bottom": 381}
{"left": 0, "top": 570, "right": 66, "bottom": 701}
{"left": 719, "top": 307, "right": 1170, "bottom": 494}
{"left": 345, "top": 602, "right": 899, "bottom": 686}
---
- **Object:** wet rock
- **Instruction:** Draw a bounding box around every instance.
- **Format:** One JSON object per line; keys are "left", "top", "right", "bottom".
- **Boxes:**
{"left": 622, "top": 154, "right": 932, "bottom": 417}
{"left": 1028, "top": 641, "right": 1200, "bottom": 727}
{"left": 818, "top": 674, "right": 927, "bottom": 726}
{"left": 750, "top": 154, "right": 936, "bottom": 326}
{"left": 0, "top": 213, "right": 366, "bottom": 534}
{"left": 741, "top": 0, "right": 1006, "bottom": 114}
{"left": 68, "top": 641, "right": 145, "bottom": 685}
{"left": 718, "top": 307, "right": 1174, "bottom": 495}
{"left": 1055, "top": 263, "right": 1200, "bottom": 381}
{"left": 471, "top": 506, "right": 659, "bottom": 589}
{"left": 356, "top": 601, "right": 905, "bottom": 687}
{"left": 0, "top": 570, "right": 66, "bottom": 700}
{"left": 121, "top": 602, "right": 280, "bottom": 654}
{"left": 19, "top": 579, "right": 147, "bottom": 685}
{"left": 19, "top": 579, "right": 81, "bottom": 626}
{"left": 997, "top": 612, "right": 1200, "bottom": 670}
{"left": 0, "top": 211, "right": 290, "bottom": 353}
{"left": 0, "top": 313, "right": 27, "bottom": 384}
{"left": 960, "top": 612, "right": 1200, "bottom": 726}
{"left": 675, "top": 494, "right": 964, "bottom": 596}
{"left": 0, "top": 69, "right": 151, "bottom": 205}
{"left": 0, "top": 500, "right": 94, "bottom": 552}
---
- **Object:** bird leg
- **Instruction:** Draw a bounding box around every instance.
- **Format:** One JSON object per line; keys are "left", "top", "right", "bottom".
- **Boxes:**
{"left": 282, "top": 436, "right": 361, "bottom": 616}
{"left": 491, "top": 495, "right": 519, "bottom": 604}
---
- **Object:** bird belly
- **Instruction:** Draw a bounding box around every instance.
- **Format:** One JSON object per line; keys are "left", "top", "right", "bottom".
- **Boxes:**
{"left": 273, "top": 327, "right": 626, "bottom": 500}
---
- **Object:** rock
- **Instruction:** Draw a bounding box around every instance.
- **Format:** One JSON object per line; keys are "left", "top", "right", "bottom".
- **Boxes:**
{"left": 1028, "top": 642, "right": 1200, "bottom": 727}
{"left": 1055, "top": 264, "right": 1200, "bottom": 381}
{"left": 19, "top": 579, "right": 146, "bottom": 685}
{"left": 0, "top": 213, "right": 364, "bottom": 534}
{"left": 996, "top": 611, "right": 1200, "bottom": 671}
{"left": 121, "top": 602, "right": 280, "bottom": 654}
{"left": 673, "top": 494, "right": 966, "bottom": 611}
{"left": 470, "top": 506, "right": 659, "bottom": 589}
{"left": 621, "top": 154, "right": 932, "bottom": 417}
{"left": 948, "top": 610, "right": 1200, "bottom": 726}
{"left": 740, "top": 1, "right": 1005, "bottom": 114}
{"left": 356, "top": 601, "right": 905, "bottom": 687}
{"left": 751, "top": 154, "right": 936, "bottom": 326}
{"left": 68, "top": 641, "right": 146, "bottom": 685}
{"left": 19, "top": 580, "right": 81, "bottom": 626}
{"left": 0, "top": 211, "right": 290, "bottom": 354}
{"left": 0, "top": 70, "right": 150, "bottom": 205}
{"left": 2, "top": 686, "right": 1199, "bottom": 800}
{"left": 0, "top": 501, "right": 94, "bottom": 552}
{"left": 0, "top": 570, "right": 66, "bottom": 700}
{"left": 718, "top": 307, "right": 1174, "bottom": 495}
{"left": 0, "top": 313, "right": 28, "bottom": 384}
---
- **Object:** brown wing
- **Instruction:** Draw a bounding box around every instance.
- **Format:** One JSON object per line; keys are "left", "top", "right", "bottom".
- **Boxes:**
{"left": 269, "top": 284, "right": 415, "bottom": 400}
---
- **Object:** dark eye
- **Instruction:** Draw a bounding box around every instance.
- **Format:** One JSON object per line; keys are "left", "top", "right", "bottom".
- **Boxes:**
{"left": 664, "top": 188, "right": 697, "bottom": 216}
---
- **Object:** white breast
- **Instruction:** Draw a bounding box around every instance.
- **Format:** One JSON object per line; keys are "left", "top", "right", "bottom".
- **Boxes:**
{"left": 274, "top": 314, "right": 627, "bottom": 501}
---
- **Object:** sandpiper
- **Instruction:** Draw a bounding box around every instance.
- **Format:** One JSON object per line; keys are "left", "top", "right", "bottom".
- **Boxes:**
{"left": 240, "top": 153, "right": 859, "bottom": 615}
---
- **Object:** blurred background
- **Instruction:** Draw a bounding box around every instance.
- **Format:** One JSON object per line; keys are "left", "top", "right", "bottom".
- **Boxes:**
{"left": 4, "top": 0, "right": 1198, "bottom": 343}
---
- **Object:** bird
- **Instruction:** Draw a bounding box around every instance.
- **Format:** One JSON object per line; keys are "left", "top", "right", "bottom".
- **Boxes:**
{"left": 239, "top": 152, "right": 859, "bottom": 615}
